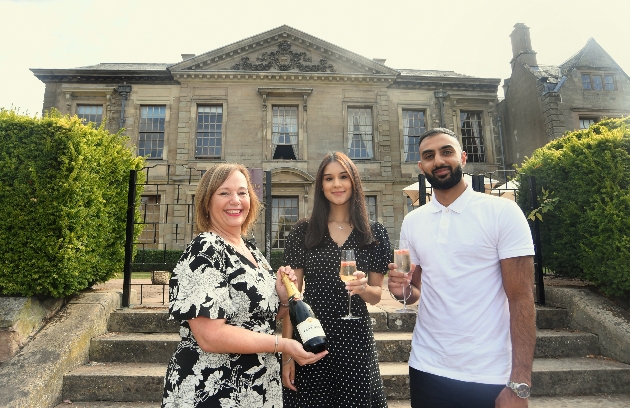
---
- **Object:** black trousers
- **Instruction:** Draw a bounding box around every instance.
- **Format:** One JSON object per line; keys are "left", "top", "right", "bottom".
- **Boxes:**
{"left": 409, "top": 367, "right": 505, "bottom": 408}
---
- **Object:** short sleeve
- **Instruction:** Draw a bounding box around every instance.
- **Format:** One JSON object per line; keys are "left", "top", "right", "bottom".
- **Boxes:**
{"left": 169, "top": 234, "right": 236, "bottom": 322}
{"left": 497, "top": 201, "right": 535, "bottom": 260}
{"left": 284, "top": 220, "right": 308, "bottom": 269}
{"left": 367, "top": 222, "right": 391, "bottom": 274}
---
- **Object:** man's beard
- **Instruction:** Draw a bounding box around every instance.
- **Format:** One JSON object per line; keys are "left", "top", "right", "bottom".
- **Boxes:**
{"left": 424, "top": 164, "right": 463, "bottom": 190}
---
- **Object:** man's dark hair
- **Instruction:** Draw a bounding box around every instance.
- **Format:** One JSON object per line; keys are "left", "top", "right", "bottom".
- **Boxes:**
{"left": 418, "top": 127, "right": 461, "bottom": 149}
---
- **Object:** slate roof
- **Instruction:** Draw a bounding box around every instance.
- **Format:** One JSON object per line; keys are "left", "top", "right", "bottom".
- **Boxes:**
{"left": 398, "top": 69, "right": 471, "bottom": 78}
{"left": 75, "top": 63, "right": 172, "bottom": 70}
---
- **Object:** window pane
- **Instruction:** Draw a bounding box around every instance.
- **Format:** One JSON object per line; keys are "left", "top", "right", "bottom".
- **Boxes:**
{"left": 579, "top": 118, "right": 597, "bottom": 129}
{"left": 460, "top": 111, "right": 485, "bottom": 163}
{"left": 582, "top": 75, "right": 591, "bottom": 90}
{"left": 139, "top": 105, "right": 166, "bottom": 159}
{"left": 347, "top": 108, "right": 373, "bottom": 159}
{"left": 604, "top": 75, "right": 614, "bottom": 91}
{"left": 196, "top": 105, "right": 222, "bottom": 158}
{"left": 272, "top": 106, "right": 298, "bottom": 160}
{"left": 592, "top": 76, "right": 603, "bottom": 90}
{"left": 365, "top": 196, "right": 377, "bottom": 221}
{"left": 402, "top": 110, "right": 425, "bottom": 162}
{"left": 77, "top": 105, "right": 103, "bottom": 127}
{"left": 272, "top": 197, "right": 299, "bottom": 249}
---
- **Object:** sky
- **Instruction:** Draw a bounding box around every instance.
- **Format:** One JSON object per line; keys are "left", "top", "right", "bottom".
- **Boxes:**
{"left": 1, "top": 0, "right": 629, "bottom": 117}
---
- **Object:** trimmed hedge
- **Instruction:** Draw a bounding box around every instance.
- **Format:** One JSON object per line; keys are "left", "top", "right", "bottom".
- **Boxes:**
{"left": 517, "top": 117, "right": 630, "bottom": 296}
{"left": 133, "top": 249, "right": 183, "bottom": 272}
{"left": 0, "top": 109, "right": 145, "bottom": 297}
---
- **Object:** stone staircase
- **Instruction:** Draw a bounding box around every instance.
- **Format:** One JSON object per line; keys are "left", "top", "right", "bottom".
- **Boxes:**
{"left": 54, "top": 300, "right": 630, "bottom": 408}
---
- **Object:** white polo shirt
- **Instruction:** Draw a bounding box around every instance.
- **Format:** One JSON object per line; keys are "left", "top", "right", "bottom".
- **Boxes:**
{"left": 401, "top": 185, "right": 534, "bottom": 385}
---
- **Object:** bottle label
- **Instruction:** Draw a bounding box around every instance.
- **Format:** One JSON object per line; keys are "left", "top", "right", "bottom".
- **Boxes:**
{"left": 296, "top": 317, "right": 326, "bottom": 342}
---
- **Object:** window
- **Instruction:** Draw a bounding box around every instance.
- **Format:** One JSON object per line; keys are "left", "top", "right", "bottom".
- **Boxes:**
{"left": 347, "top": 108, "right": 373, "bottom": 159}
{"left": 196, "top": 106, "right": 222, "bottom": 158}
{"left": 272, "top": 106, "right": 298, "bottom": 160}
{"left": 77, "top": 105, "right": 103, "bottom": 127}
{"left": 365, "top": 196, "right": 377, "bottom": 221}
{"left": 403, "top": 110, "right": 425, "bottom": 162}
{"left": 582, "top": 74, "right": 615, "bottom": 91}
{"left": 579, "top": 117, "right": 598, "bottom": 129}
{"left": 460, "top": 111, "right": 486, "bottom": 163}
{"left": 139, "top": 106, "right": 166, "bottom": 159}
{"left": 272, "top": 197, "right": 298, "bottom": 249}
{"left": 604, "top": 75, "right": 614, "bottom": 90}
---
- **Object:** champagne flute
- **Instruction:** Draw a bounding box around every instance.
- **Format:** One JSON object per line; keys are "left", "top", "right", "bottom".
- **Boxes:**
{"left": 340, "top": 249, "right": 360, "bottom": 320}
{"left": 394, "top": 240, "right": 414, "bottom": 313}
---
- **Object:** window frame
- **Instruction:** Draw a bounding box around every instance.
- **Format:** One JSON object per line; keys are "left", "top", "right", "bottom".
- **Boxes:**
{"left": 138, "top": 104, "right": 167, "bottom": 160}
{"left": 582, "top": 73, "right": 615, "bottom": 91}
{"left": 345, "top": 105, "right": 377, "bottom": 160}
{"left": 458, "top": 110, "right": 487, "bottom": 163}
{"left": 271, "top": 196, "right": 300, "bottom": 250}
{"left": 401, "top": 109, "right": 427, "bottom": 163}
{"left": 195, "top": 104, "right": 224, "bottom": 159}
{"left": 75, "top": 104, "right": 104, "bottom": 127}
{"left": 271, "top": 105, "right": 299, "bottom": 160}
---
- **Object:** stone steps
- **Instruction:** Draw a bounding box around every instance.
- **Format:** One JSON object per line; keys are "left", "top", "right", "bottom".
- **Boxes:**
{"left": 106, "top": 304, "right": 571, "bottom": 333}
{"left": 52, "top": 394, "right": 630, "bottom": 408}
{"left": 88, "top": 328, "right": 599, "bottom": 364}
{"left": 60, "top": 357, "right": 630, "bottom": 402}
{"left": 59, "top": 303, "right": 630, "bottom": 405}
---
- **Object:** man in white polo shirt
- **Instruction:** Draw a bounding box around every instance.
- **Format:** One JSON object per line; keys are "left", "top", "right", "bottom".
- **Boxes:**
{"left": 388, "top": 128, "right": 536, "bottom": 407}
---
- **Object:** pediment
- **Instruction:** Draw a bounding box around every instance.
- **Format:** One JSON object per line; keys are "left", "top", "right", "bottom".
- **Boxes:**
{"left": 169, "top": 25, "right": 398, "bottom": 76}
{"left": 271, "top": 167, "right": 315, "bottom": 185}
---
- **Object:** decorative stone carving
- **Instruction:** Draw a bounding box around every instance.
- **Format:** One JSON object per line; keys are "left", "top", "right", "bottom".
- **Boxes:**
{"left": 231, "top": 41, "right": 335, "bottom": 72}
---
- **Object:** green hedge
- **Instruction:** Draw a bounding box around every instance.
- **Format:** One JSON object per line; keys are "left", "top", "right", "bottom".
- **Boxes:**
{"left": 517, "top": 117, "right": 630, "bottom": 296}
{"left": 133, "top": 249, "right": 183, "bottom": 272}
{"left": 0, "top": 109, "right": 145, "bottom": 297}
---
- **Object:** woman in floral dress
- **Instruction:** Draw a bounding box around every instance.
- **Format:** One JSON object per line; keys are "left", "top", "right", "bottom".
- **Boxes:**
{"left": 162, "top": 163, "right": 327, "bottom": 408}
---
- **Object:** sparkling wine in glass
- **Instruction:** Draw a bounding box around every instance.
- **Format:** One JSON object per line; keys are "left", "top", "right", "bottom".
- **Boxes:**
{"left": 340, "top": 249, "right": 360, "bottom": 320}
{"left": 394, "top": 240, "right": 414, "bottom": 313}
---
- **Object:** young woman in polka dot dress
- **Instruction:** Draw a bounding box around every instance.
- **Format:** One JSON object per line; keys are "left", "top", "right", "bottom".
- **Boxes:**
{"left": 281, "top": 152, "right": 391, "bottom": 407}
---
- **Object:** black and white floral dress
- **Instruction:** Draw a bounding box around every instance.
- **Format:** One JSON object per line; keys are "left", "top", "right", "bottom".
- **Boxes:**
{"left": 162, "top": 232, "right": 282, "bottom": 408}
{"left": 283, "top": 220, "right": 390, "bottom": 408}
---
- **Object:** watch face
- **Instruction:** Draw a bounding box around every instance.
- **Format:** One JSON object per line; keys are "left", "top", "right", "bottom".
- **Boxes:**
{"left": 516, "top": 383, "right": 531, "bottom": 398}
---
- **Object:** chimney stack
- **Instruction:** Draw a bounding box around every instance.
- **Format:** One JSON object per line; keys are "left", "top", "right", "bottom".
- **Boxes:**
{"left": 509, "top": 23, "right": 537, "bottom": 68}
{"left": 181, "top": 54, "right": 196, "bottom": 61}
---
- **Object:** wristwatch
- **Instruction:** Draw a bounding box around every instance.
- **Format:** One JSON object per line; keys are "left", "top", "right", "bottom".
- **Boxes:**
{"left": 506, "top": 381, "right": 531, "bottom": 398}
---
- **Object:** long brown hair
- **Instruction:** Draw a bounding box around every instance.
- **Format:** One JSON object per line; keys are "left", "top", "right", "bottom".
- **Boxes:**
{"left": 195, "top": 163, "right": 260, "bottom": 235}
{"left": 304, "top": 152, "right": 373, "bottom": 248}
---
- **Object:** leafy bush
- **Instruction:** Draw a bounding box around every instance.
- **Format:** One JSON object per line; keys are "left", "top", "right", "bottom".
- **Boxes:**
{"left": 0, "top": 109, "right": 145, "bottom": 297}
{"left": 516, "top": 117, "right": 630, "bottom": 296}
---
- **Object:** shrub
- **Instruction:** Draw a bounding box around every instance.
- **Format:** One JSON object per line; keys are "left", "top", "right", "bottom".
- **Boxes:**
{"left": 516, "top": 117, "right": 630, "bottom": 296}
{"left": 132, "top": 249, "right": 183, "bottom": 272}
{"left": 0, "top": 109, "right": 145, "bottom": 297}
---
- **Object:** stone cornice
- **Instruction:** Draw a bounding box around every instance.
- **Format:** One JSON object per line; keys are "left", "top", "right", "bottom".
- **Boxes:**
{"left": 172, "top": 71, "right": 396, "bottom": 84}
{"left": 30, "top": 68, "right": 177, "bottom": 84}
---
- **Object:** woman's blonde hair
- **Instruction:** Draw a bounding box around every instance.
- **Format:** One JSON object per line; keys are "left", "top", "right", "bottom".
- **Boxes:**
{"left": 195, "top": 163, "right": 261, "bottom": 234}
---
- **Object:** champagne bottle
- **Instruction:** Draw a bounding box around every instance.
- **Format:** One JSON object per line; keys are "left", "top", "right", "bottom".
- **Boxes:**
{"left": 281, "top": 274, "right": 328, "bottom": 353}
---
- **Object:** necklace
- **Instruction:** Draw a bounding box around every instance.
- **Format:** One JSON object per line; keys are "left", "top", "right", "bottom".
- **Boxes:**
{"left": 329, "top": 220, "right": 351, "bottom": 230}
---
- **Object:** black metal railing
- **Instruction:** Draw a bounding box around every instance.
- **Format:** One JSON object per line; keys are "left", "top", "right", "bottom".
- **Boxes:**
{"left": 122, "top": 164, "right": 204, "bottom": 307}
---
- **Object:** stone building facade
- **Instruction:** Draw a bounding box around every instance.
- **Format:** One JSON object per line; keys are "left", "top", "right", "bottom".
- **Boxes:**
{"left": 499, "top": 23, "right": 630, "bottom": 169}
{"left": 31, "top": 25, "right": 501, "bottom": 250}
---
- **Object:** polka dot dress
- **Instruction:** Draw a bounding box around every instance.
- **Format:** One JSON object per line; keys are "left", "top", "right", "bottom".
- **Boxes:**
{"left": 283, "top": 220, "right": 391, "bottom": 408}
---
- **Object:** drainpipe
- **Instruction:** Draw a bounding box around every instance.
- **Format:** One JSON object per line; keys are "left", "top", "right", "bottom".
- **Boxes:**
{"left": 434, "top": 89, "right": 448, "bottom": 127}
{"left": 497, "top": 113, "right": 507, "bottom": 174}
{"left": 117, "top": 84, "right": 132, "bottom": 131}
